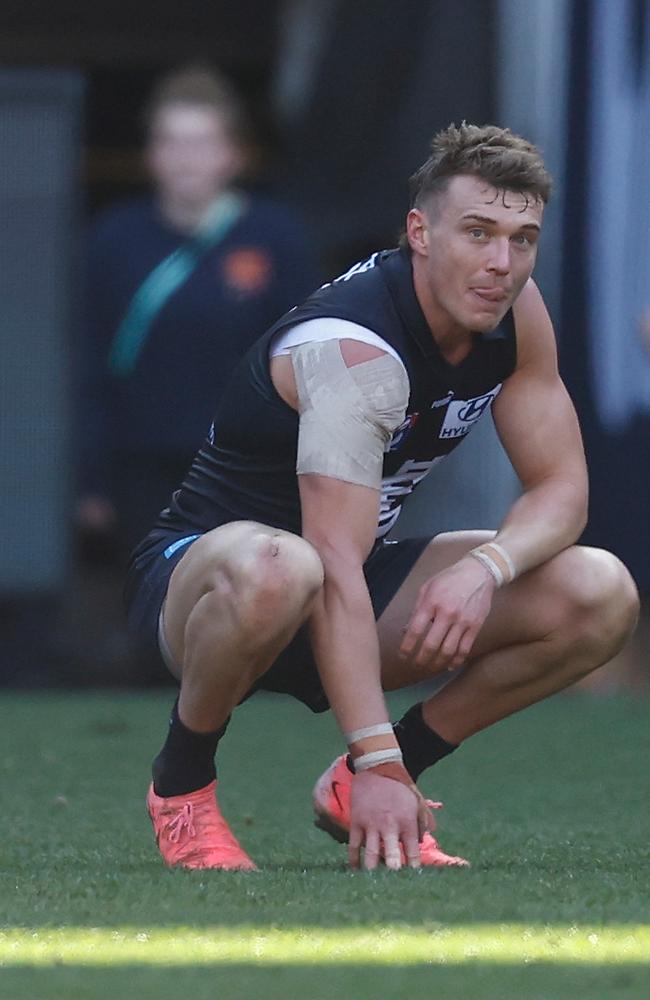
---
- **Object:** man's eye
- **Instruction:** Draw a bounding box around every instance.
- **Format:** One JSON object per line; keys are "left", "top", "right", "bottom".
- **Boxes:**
{"left": 513, "top": 234, "right": 531, "bottom": 246}
{"left": 469, "top": 228, "right": 486, "bottom": 239}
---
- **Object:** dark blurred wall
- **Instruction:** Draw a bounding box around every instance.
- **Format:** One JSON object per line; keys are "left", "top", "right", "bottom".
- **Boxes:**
{"left": 0, "top": 70, "right": 83, "bottom": 595}
{"left": 562, "top": 0, "right": 650, "bottom": 591}
{"left": 0, "top": 2, "right": 281, "bottom": 69}
{"left": 0, "top": 70, "right": 83, "bottom": 686}
{"left": 273, "top": 0, "right": 496, "bottom": 269}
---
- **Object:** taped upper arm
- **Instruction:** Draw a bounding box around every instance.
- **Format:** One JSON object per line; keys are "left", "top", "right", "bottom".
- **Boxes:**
{"left": 291, "top": 339, "right": 409, "bottom": 489}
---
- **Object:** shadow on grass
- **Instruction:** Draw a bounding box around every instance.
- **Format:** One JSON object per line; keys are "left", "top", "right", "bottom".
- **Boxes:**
{"left": 1, "top": 961, "right": 648, "bottom": 1000}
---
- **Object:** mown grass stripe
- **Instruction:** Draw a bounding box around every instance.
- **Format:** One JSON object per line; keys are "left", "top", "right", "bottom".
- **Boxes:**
{"left": 0, "top": 925, "right": 648, "bottom": 966}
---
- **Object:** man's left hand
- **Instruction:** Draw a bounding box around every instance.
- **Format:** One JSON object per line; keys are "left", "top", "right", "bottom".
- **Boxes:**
{"left": 399, "top": 557, "right": 497, "bottom": 671}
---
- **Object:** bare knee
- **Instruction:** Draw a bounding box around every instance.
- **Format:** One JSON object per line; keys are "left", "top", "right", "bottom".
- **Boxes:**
{"left": 551, "top": 547, "right": 639, "bottom": 658}
{"left": 208, "top": 529, "right": 324, "bottom": 639}
{"left": 246, "top": 529, "right": 324, "bottom": 612}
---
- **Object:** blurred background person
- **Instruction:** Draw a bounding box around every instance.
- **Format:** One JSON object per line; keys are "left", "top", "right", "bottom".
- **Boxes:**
{"left": 77, "top": 63, "right": 320, "bottom": 557}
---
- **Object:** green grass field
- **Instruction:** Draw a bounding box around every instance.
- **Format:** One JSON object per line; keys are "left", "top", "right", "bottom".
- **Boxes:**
{"left": 0, "top": 689, "right": 648, "bottom": 1000}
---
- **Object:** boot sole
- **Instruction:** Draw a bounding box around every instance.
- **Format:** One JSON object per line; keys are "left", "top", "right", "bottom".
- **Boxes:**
{"left": 313, "top": 809, "right": 349, "bottom": 845}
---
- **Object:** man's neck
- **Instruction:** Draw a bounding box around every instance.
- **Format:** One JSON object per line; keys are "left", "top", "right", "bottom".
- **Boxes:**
{"left": 158, "top": 191, "right": 225, "bottom": 235}
{"left": 412, "top": 262, "right": 474, "bottom": 365}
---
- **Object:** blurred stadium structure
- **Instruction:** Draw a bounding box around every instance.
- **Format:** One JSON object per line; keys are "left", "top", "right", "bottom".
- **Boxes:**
{"left": 0, "top": 0, "right": 647, "bottom": 685}
{"left": 0, "top": 70, "right": 81, "bottom": 594}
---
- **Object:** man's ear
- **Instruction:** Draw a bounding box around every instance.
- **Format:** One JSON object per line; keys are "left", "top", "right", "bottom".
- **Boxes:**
{"left": 406, "top": 208, "right": 429, "bottom": 257}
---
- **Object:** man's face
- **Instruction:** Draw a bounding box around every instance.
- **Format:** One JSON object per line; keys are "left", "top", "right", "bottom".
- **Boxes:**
{"left": 146, "top": 103, "right": 241, "bottom": 204}
{"left": 411, "top": 173, "right": 544, "bottom": 333}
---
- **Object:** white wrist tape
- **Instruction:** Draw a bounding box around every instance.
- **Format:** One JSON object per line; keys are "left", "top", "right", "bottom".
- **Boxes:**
{"left": 469, "top": 542, "right": 516, "bottom": 587}
{"left": 470, "top": 549, "right": 505, "bottom": 586}
{"left": 345, "top": 723, "right": 394, "bottom": 744}
{"left": 353, "top": 748, "right": 404, "bottom": 771}
{"left": 489, "top": 542, "right": 516, "bottom": 581}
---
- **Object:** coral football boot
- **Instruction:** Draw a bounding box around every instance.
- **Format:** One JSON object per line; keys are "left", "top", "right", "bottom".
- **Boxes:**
{"left": 312, "top": 755, "right": 469, "bottom": 868}
{"left": 147, "top": 779, "right": 257, "bottom": 870}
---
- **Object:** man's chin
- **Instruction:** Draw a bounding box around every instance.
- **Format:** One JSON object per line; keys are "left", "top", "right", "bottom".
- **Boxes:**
{"left": 471, "top": 305, "right": 510, "bottom": 333}
{"left": 469, "top": 315, "right": 503, "bottom": 334}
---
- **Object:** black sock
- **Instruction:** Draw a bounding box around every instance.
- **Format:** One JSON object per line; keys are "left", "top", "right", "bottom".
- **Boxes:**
{"left": 393, "top": 702, "right": 458, "bottom": 781}
{"left": 152, "top": 698, "right": 230, "bottom": 797}
{"left": 344, "top": 703, "right": 458, "bottom": 780}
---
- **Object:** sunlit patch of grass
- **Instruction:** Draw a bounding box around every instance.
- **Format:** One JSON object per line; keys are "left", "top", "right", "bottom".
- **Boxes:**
{"left": 1, "top": 924, "right": 649, "bottom": 966}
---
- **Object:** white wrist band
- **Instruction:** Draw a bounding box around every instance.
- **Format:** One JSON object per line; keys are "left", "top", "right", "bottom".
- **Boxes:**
{"left": 469, "top": 541, "right": 516, "bottom": 587}
{"left": 470, "top": 549, "right": 505, "bottom": 586}
{"left": 353, "top": 748, "right": 404, "bottom": 771}
{"left": 345, "top": 723, "right": 394, "bottom": 744}
{"left": 489, "top": 542, "right": 516, "bottom": 581}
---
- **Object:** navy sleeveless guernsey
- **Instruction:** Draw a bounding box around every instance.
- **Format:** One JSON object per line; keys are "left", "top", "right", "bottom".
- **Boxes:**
{"left": 142, "top": 247, "right": 517, "bottom": 549}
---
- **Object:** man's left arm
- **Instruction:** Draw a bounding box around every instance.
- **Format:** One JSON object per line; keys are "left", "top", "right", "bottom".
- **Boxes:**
{"left": 400, "top": 279, "right": 588, "bottom": 669}
{"left": 488, "top": 279, "right": 588, "bottom": 568}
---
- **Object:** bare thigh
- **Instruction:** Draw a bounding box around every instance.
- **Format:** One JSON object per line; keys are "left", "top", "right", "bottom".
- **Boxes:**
{"left": 161, "top": 520, "right": 318, "bottom": 678}
{"left": 377, "top": 530, "right": 613, "bottom": 689}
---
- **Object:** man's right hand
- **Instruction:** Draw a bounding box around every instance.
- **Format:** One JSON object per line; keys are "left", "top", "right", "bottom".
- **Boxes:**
{"left": 348, "top": 770, "right": 425, "bottom": 870}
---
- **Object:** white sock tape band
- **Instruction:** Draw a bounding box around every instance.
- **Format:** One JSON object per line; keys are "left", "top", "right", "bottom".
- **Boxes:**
{"left": 345, "top": 723, "right": 394, "bottom": 744}
{"left": 353, "top": 748, "right": 404, "bottom": 771}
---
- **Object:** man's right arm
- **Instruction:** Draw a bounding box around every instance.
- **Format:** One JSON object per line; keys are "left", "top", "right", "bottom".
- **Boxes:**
{"left": 298, "top": 471, "right": 424, "bottom": 870}
{"left": 272, "top": 332, "right": 429, "bottom": 868}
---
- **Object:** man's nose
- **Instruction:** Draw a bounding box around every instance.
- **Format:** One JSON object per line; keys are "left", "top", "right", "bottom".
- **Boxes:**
{"left": 487, "top": 237, "right": 511, "bottom": 274}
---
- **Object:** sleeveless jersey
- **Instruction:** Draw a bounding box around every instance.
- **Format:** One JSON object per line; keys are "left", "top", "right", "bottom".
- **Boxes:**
{"left": 147, "top": 247, "right": 517, "bottom": 546}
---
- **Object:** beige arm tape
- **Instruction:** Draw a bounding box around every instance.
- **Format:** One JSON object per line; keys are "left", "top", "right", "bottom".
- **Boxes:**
{"left": 290, "top": 339, "right": 409, "bottom": 489}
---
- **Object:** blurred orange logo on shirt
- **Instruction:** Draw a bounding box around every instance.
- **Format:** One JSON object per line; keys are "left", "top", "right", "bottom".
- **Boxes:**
{"left": 222, "top": 248, "right": 272, "bottom": 294}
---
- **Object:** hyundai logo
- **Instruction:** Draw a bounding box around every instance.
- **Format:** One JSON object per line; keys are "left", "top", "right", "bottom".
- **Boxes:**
{"left": 457, "top": 394, "right": 493, "bottom": 422}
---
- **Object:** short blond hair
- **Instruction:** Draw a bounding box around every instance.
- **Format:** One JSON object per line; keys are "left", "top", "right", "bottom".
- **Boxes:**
{"left": 409, "top": 122, "right": 552, "bottom": 210}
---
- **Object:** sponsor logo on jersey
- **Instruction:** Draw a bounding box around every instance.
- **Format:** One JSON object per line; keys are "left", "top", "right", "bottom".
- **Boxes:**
{"left": 388, "top": 412, "right": 419, "bottom": 451}
{"left": 430, "top": 391, "right": 455, "bottom": 409}
{"left": 439, "top": 384, "right": 502, "bottom": 439}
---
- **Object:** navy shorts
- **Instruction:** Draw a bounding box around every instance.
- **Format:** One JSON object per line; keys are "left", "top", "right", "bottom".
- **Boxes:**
{"left": 125, "top": 530, "right": 430, "bottom": 713}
